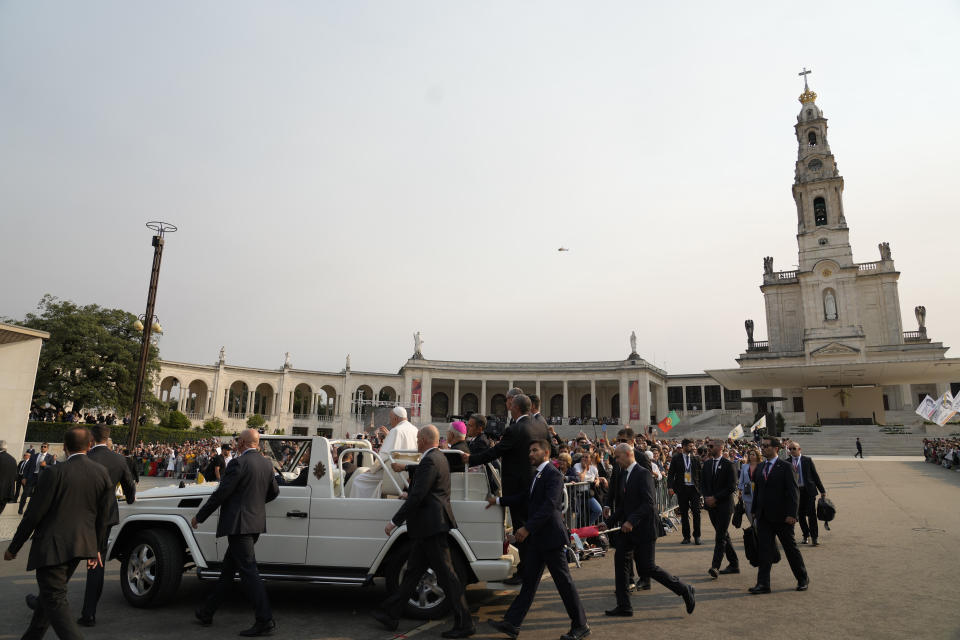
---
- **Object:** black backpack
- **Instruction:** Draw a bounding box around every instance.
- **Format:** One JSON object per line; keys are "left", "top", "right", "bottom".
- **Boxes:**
{"left": 817, "top": 496, "right": 837, "bottom": 529}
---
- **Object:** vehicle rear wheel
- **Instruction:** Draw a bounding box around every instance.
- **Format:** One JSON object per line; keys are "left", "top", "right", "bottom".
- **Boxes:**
{"left": 119, "top": 528, "right": 184, "bottom": 608}
{"left": 383, "top": 541, "right": 470, "bottom": 620}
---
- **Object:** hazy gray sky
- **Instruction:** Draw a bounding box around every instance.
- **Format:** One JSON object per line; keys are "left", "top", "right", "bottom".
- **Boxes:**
{"left": 2, "top": 1, "right": 958, "bottom": 375}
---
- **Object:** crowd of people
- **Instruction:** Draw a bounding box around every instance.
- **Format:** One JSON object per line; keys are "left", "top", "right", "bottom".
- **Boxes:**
{"left": 923, "top": 437, "right": 960, "bottom": 469}
{"left": 29, "top": 405, "right": 123, "bottom": 426}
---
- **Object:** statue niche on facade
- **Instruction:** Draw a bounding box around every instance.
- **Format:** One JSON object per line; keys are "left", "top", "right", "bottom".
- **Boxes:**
{"left": 824, "top": 290, "right": 838, "bottom": 320}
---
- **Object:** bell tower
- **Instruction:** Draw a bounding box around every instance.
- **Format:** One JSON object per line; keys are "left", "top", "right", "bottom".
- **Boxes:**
{"left": 791, "top": 69, "right": 853, "bottom": 271}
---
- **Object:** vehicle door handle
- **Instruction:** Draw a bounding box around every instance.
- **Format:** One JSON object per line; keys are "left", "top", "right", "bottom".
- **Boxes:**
{"left": 286, "top": 511, "right": 308, "bottom": 518}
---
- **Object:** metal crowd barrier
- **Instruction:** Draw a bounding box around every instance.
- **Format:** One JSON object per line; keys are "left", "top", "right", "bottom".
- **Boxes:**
{"left": 654, "top": 477, "right": 678, "bottom": 516}
{"left": 562, "top": 481, "right": 599, "bottom": 531}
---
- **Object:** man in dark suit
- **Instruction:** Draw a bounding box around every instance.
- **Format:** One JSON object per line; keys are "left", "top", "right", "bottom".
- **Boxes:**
{"left": 604, "top": 444, "right": 695, "bottom": 617}
{"left": 192, "top": 428, "right": 279, "bottom": 637}
{"left": 529, "top": 394, "right": 548, "bottom": 431}
{"left": 603, "top": 428, "right": 650, "bottom": 592}
{"left": 19, "top": 441, "right": 52, "bottom": 514}
{"left": 700, "top": 438, "right": 739, "bottom": 578}
{"left": 786, "top": 441, "right": 826, "bottom": 546}
{"left": 0, "top": 441, "right": 18, "bottom": 514}
{"left": 5, "top": 427, "right": 114, "bottom": 640}
{"left": 462, "top": 394, "right": 549, "bottom": 584}
{"left": 78, "top": 425, "right": 137, "bottom": 625}
{"left": 486, "top": 439, "right": 589, "bottom": 640}
{"left": 667, "top": 438, "right": 702, "bottom": 544}
{"left": 466, "top": 414, "right": 500, "bottom": 494}
{"left": 15, "top": 451, "right": 31, "bottom": 503}
{"left": 749, "top": 436, "right": 809, "bottom": 594}
{"left": 372, "top": 426, "right": 474, "bottom": 639}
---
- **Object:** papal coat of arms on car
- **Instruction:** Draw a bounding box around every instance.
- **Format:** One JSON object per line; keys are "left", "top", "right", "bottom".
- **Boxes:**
{"left": 313, "top": 461, "right": 326, "bottom": 480}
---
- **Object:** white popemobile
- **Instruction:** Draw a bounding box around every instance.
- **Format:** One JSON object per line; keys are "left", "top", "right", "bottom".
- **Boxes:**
{"left": 107, "top": 435, "right": 514, "bottom": 619}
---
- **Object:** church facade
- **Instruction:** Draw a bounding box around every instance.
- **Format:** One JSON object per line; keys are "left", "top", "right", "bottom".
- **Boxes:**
{"left": 706, "top": 76, "right": 960, "bottom": 424}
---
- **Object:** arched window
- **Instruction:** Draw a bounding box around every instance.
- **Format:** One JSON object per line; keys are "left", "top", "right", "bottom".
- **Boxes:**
{"left": 814, "top": 197, "right": 827, "bottom": 226}
{"left": 808, "top": 131, "right": 818, "bottom": 146}
{"left": 549, "top": 394, "right": 563, "bottom": 418}
{"left": 430, "top": 392, "right": 449, "bottom": 419}
{"left": 490, "top": 394, "right": 507, "bottom": 417}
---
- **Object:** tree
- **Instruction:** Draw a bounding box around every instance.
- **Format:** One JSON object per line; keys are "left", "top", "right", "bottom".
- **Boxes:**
{"left": 202, "top": 417, "right": 225, "bottom": 435}
{"left": 163, "top": 410, "right": 192, "bottom": 430}
{"left": 5, "top": 295, "right": 161, "bottom": 416}
{"left": 246, "top": 414, "right": 266, "bottom": 429}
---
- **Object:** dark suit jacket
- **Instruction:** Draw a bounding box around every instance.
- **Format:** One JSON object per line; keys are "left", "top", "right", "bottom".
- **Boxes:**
{"left": 17, "top": 458, "right": 30, "bottom": 479}
{"left": 467, "top": 414, "right": 549, "bottom": 498}
{"left": 791, "top": 456, "right": 825, "bottom": 494}
{"left": 468, "top": 434, "right": 500, "bottom": 493}
{"left": 0, "top": 450, "right": 17, "bottom": 502}
{"left": 87, "top": 444, "right": 137, "bottom": 527}
{"left": 606, "top": 445, "right": 645, "bottom": 511}
{"left": 667, "top": 452, "right": 702, "bottom": 493}
{"left": 448, "top": 440, "right": 470, "bottom": 473}
{"left": 501, "top": 463, "right": 568, "bottom": 550}
{"left": 751, "top": 458, "right": 799, "bottom": 524}
{"left": 391, "top": 448, "right": 457, "bottom": 538}
{"left": 8, "top": 454, "right": 114, "bottom": 571}
{"left": 196, "top": 449, "right": 279, "bottom": 538}
{"left": 700, "top": 456, "right": 737, "bottom": 506}
{"left": 613, "top": 464, "right": 659, "bottom": 542}
{"left": 24, "top": 451, "right": 53, "bottom": 485}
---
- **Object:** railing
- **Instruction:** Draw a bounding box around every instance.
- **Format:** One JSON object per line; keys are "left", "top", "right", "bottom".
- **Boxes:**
{"left": 747, "top": 341, "right": 769, "bottom": 352}
{"left": 904, "top": 329, "right": 928, "bottom": 342}
{"left": 776, "top": 270, "right": 798, "bottom": 280}
{"left": 292, "top": 413, "right": 315, "bottom": 421}
{"left": 186, "top": 412, "right": 204, "bottom": 421}
{"left": 227, "top": 412, "right": 246, "bottom": 420}
{"left": 857, "top": 261, "right": 880, "bottom": 271}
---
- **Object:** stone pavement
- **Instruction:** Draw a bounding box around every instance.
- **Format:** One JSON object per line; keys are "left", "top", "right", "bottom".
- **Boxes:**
{"left": 1, "top": 459, "right": 958, "bottom": 639}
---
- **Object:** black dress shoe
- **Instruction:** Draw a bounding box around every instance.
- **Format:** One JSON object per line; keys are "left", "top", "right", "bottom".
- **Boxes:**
{"left": 77, "top": 617, "right": 96, "bottom": 627}
{"left": 797, "top": 579, "right": 810, "bottom": 591}
{"left": 502, "top": 573, "right": 524, "bottom": 585}
{"left": 627, "top": 581, "right": 637, "bottom": 592}
{"left": 638, "top": 580, "right": 651, "bottom": 590}
{"left": 238, "top": 619, "right": 276, "bottom": 637}
{"left": 708, "top": 567, "right": 719, "bottom": 578}
{"left": 561, "top": 624, "right": 591, "bottom": 640}
{"left": 604, "top": 606, "right": 634, "bottom": 617}
{"left": 370, "top": 609, "right": 399, "bottom": 632}
{"left": 694, "top": 537, "right": 702, "bottom": 545}
{"left": 748, "top": 585, "right": 772, "bottom": 594}
{"left": 811, "top": 538, "right": 819, "bottom": 547}
{"left": 441, "top": 626, "right": 476, "bottom": 638}
{"left": 195, "top": 608, "right": 213, "bottom": 626}
{"left": 801, "top": 537, "right": 808, "bottom": 544}
{"left": 25, "top": 594, "right": 38, "bottom": 611}
{"left": 682, "top": 584, "right": 696, "bottom": 614}
{"left": 680, "top": 538, "right": 691, "bottom": 544}
{"left": 719, "top": 565, "right": 740, "bottom": 575}
{"left": 488, "top": 619, "right": 519, "bottom": 639}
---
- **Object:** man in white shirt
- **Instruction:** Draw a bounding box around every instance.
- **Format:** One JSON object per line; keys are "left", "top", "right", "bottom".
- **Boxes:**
{"left": 350, "top": 407, "right": 419, "bottom": 498}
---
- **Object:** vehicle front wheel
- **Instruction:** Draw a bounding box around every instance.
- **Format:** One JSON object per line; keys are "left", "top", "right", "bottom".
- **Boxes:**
{"left": 383, "top": 541, "right": 470, "bottom": 620}
{"left": 119, "top": 528, "right": 184, "bottom": 608}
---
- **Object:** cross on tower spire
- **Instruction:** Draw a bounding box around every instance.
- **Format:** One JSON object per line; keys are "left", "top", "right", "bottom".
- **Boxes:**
{"left": 799, "top": 67, "right": 812, "bottom": 91}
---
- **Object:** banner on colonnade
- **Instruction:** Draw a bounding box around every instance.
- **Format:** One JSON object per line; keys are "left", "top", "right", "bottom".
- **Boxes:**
{"left": 410, "top": 379, "right": 422, "bottom": 418}
{"left": 629, "top": 381, "right": 640, "bottom": 420}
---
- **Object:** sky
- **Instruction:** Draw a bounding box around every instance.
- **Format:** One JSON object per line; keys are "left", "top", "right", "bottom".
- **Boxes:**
{"left": 1, "top": 1, "right": 958, "bottom": 375}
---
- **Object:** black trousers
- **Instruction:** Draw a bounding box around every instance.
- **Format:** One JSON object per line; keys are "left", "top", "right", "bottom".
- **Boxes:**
{"left": 706, "top": 503, "right": 739, "bottom": 569}
{"left": 676, "top": 486, "right": 701, "bottom": 539}
{"left": 22, "top": 560, "right": 84, "bottom": 640}
{"left": 798, "top": 489, "right": 818, "bottom": 540}
{"left": 14, "top": 477, "right": 23, "bottom": 501}
{"left": 382, "top": 534, "right": 470, "bottom": 627}
{"left": 854, "top": 448, "right": 863, "bottom": 459}
{"left": 19, "top": 480, "right": 36, "bottom": 513}
{"left": 756, "top": 519, "right": 807, "bottom": 587}
{"left": 80, "top": 530, "right": 112, "bottom": 620}
{"left": 505, "top": 543, "right": 586, "bottom": 629}
{"left": 614, "top": 535, "right": 686, "bottom": 609}
{"left": 203, "top": 534, "right": 273, "bottom": 623}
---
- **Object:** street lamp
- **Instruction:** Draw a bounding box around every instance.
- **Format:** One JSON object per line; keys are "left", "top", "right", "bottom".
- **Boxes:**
{"left": 128, "top": 221, "right": 176, "bottom": 448}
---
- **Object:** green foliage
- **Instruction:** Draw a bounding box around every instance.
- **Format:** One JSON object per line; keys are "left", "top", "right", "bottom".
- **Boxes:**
{"left": 246, "top": 414, "right": 266, "bottom": 429}
{"left": 25, "top": 422, "right": 218, "bottom": 446}
{"left": 163, "top": 410, "right": 193, "bottom": 430}
{"left": 202, "top": 416, "right": 226, "bottom": 435}
{"left": 271, "top": 427, "right": 285, "bottom": 435}
{"left": 6, "top": 295, "right": 161, "bottom": 415}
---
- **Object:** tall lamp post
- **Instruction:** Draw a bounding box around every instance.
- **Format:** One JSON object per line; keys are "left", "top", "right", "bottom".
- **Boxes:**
{"left": 128, "top": 221, "right": 177, "bottom": 449}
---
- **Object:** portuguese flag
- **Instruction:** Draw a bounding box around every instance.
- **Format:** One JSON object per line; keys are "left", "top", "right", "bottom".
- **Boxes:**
{"left": 658, "top": 410, "right": 680, "bottom": 433}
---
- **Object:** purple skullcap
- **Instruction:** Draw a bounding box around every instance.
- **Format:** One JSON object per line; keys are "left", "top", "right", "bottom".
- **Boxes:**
{"left": 451, "top": 421, "right": 467, "bottom": 435}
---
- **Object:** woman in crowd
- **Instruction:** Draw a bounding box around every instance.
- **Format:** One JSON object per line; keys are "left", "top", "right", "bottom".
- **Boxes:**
{"left": 738, "top": 448, "right": 762, "bottom": 526}
{"left": 572, "top": 450, "right": 605, "bottom": 525}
